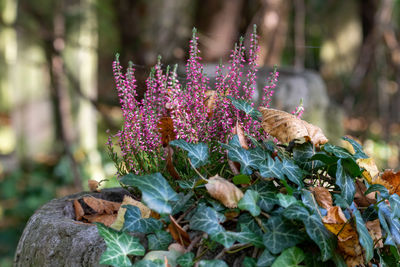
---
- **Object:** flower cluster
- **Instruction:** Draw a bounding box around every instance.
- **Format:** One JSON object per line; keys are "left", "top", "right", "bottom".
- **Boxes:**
{"left": 109, "top": 26, "right": 284, "bottom": 174}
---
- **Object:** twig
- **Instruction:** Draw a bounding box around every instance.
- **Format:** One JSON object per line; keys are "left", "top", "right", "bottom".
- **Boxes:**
{"left": 188, "top": 159, "right": 208, "bottom": 182}
{"left": 176, "top": 204, "right": 197, "bottom": 223}
{"left": 186, "top": 233, "right": 203, "bottom": 252}
{"left": 215, "top": 243, "right": 252, "bottom": 259}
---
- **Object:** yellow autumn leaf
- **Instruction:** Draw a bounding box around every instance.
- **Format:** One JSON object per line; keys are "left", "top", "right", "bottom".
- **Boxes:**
{"left": 259, "top": 107, "right": 328, "bottom": 146}
{"left": 356, "top": 158, "right": 379, "bottom": 184}
{"left": 205, "top": 175, "right": 244, "bottom": 208}
{"left": 110, "top": 195, "right": 151, "bottom": 230}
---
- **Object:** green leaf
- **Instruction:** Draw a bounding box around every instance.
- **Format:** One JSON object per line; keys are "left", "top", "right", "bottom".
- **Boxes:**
{"left": 210, "top": 231, "right": 236, "bottom": 248}
{"left": 123, "top": 205, "right": 163, "bottom": 234}
{"left": 277, "top": 193, "right": 298, "bottom": 208}
{"left": 323, "top": 143, "right": 353, "bottom": 159}
{"left": 243, "top": 257, "right": 257, "bottom": 267}
{"left": 259, "top": 154, "right": 284, "bottom": 179}
{"left": 271, "top": 247, "right": 305, "bottom": 267}
{"left": 283, "top": 203, "right": 310, "bottom": 221}
{"left": 238, "top": 189, "right": 261, "bottom": 216}
{"left": 390, "top": 194, "right": 400, "bottom": 218}
{"left": 342, "top": 158, "right": 363, "bottom": 177}
{"left": 365, "top": 184, "right": 389, "bottom": 199}
{"left": 143, "top": 248, "right": 184, "bottom": 267}
{"left": 189, "top": 206, "right": 225, "bottom": 235}
{"left": 263, "top": 216, "right": 304, "bottom": 254}
{"left": 331, "top": 251, "right": 347, "bottom": 267}
{"left": 235, "top": 224, "right": 264, "bottom": 247}
{"left": 301, "top": 189, "right": 320, "bottom": 215}
{"left": 281, "top": 159, "right": 304, "bottom": 187}
{"left": 250, "top": 181, "right": 278, "bottom": 212}
{"left": 233, "top": 174, "right": 251, "bottom": 185}
{"left": 120, "top": 173, "right": 179, "bottom": 214}
{"left": 199, "top": 259, "right": 229, "bottom": 267}
{"left": 333, "top": 194, "right": 350, "bottom": 209}
{"left": 177, "top": 177, "right": 200, "bottom": 189}
{"left": 249, "top": 147, "right": 270, "bottom": 165}
{"left": 169, "top": 139, "right": 209, "bottom": 168}
{"left": 310, "top": 153, "right": 337, "bottom": 165}
{"left": 257, "top": 249, "right": 276, "bottom": 267}
{"left": 133, "top": 260, "right": 163, "bottom": 267}
{"left": 227, "top": 96, "right": 262, "bottom": 120}
{"left": 176, "top": 252, "right": 195, "bottom": 267}
{"left": 342, "top": 136, "right": 368, "bottom": 159}
{"left": 171, "top": 192, "right": 195, "bottom": 215}
{"left": 293, "top": 142, "right": 323, "bottom": 170}
{"left": 147, "top": 230, "right": 173, "bottom": 251}
{"left": 353, "top": 209, "right": 374, "bottom": 262}
{"left": 303, "top": 214, "right": 335, "bottom": 261}
{"left": 96, "top": 223, "right": 145, "bottom": 267}
{"left": 336, "top": 159, "right": 355, "bottom": 205}
{"left": 221, "top": 142, "right": 256, "bottom": 175}
{"left": 238, "top": 213, "right": 265, "bottom": 235}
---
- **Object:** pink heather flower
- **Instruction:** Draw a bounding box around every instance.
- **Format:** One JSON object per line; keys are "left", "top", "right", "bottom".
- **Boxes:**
{"left": 292, "top": 99, "right": 305, "bottom": 118}
{"left": 261, "top": 66, "right": 279, "bottom": 108}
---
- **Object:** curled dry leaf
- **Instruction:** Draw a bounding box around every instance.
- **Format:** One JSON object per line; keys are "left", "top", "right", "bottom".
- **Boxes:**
{"left": 88, "top": 179, "right": 100, "bottom": 192}
{"left": 354, "top": 180, "right": 376, "bottom": 207}
{"left": 205, "top": 175, "right": 244, "bottom": 208}
{"left": 373, "top": 169, "right": 400, "bottom": 195}
{"left": 83, "top": 214, "right": 117, "bottom": 227}
{"left": 111, "top": 195, "right": 152, "bottom": 230}
{"left": 366, "top": 219, "right": 383, "bottom": 249}
{"left": 259, "top": 107, "right": 328, "bottom": 146}
{"left": 73, "top": 199, "right": 84, "bottom": 221}
{"left": 310, "top": 186, "right": 333, "bottom": 210}
{"left": 168, "top": 215, "right": 190, "bottom": 247}
{"left": 158, "top": 117, "right": 176, "bottom": 146}
{"left": 233, "top": 121, "right": 249, "bottom": 149}
{"left": 83, "top": 197, "right": 121, "bottom": 215}
{"left": 356, "top": 158, "right": 379, "bottom": 184}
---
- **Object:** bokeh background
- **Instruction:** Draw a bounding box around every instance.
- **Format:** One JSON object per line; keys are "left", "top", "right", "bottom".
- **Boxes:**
{"left": 1, "top": 0, "right": 400, "bottom": 265}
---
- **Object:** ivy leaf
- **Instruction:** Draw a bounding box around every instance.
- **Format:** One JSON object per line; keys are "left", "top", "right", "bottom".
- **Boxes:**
{"left": 271, "top": 246, "right": 305, "bottom": 267}
{"left": 263, "top": 216, "right": 304, "bottom": 254}
{"left": 228, "top": 96, "right": 261, "bottom": 120}
{"left": 277, "top": 193, "right": 298, "bottom": 208}
{"left": 96, "top": 223, "right": 145, "bottom": 267}
{"left": 336, "top": 159, "right": 355, "bottom": 205}
{"left": 176, "top": 252, "right": 195, "bottom": 267}
{"left": 177, "top": 178, "right": 200, "bottom": 189}
{"left": 301, "top": 189, "right": 320, "bottom": 215}
{"left": 283, "top": 204, "right": 310, "bottom": 221}
{"left": 147, "top": 230, "right": 173, "bottom": 251}
{"left": 259, "top": 154, "right": 284, "bottom": 179}
{"left": 249, "top": 147, "right": 270, "bottom": 165}
{"left": 365, "top": 184, "right": 390, "bottom": 199}
{"left": 120, "top": 173, "right": 179, "bottom": 214}
{"left": 250, "top": 181, "right": 278, "bottom": 212}
{"left": 353, "top": 209, "right": 374, "bottom": 262}
{"left": 238, "top": 213, "right": 265, "bottom": 236}
{"left": 221, "top": 142, "right": 256, "bottom": 175}
{"left": 310, "top": 153, "right": 337, "bottom": 165}
{"left": 189, "top": 206, "right": 225, "bottom": 235}
{"left": 323, "top": 143, "right": 353, "bottom": 159}
{"left": 342, "top": 158, "right": 363, "bottom": 178}
{"left": 293, "top": 142, "right": 323, "bottom": 170}
{"left": 303, "top": 214, "right": 335, "bottom": 261}
{"left": 170, "top": 192, "right": 195, "bottom": 215}
{"left": 123, "top": 205, "right": 163, "bottom": 234}
{"left": 210, "top": 231, "right": 236, "bottom": 248}
{"left": 238, "top": 189, "right": 261, "bottom": 216}
{"left": 281, "top": 159, "right": 304, "bottom": 187}
{"left": 342, "top": 136, "right": 368, "bottom": 159}
{"left": 199, "top": 259, "right": 229, "bottom": 267}
{"left": 169, "top": 140, "right": 209, "bottom": 168}
{"left": 243, "top": 257, "right": 257, "bottom": 267}
{"left": 389, "top": 194, "right": 400, "bottom": 218}
{"left": 132, "top": 259, "right": 164, "bottom": 267}
{"left": 233, "top": 174, "right": 251, "bottom": 185}
{"left": 257, "top": 249, "right": 277, "bottom": 267}
{"left": 234, "top": 224, "right": 264, "bottom": 248}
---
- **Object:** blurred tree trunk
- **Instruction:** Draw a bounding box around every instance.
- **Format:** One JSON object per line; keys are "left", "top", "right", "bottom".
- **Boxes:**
{"left": 293, "top": 0, "right": 305, "bottom": 70}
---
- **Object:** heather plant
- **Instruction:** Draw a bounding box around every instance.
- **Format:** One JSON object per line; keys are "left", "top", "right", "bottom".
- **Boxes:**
{"left": 94, "top": 26, "right": 400, "bottom": 267}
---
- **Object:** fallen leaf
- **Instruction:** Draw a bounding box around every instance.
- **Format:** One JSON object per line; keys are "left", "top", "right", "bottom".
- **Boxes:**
{"left": 159, "top": 117, "right": 176, "bottom": 146}
{"left": 259, "top": 108, "right": 328, "bottom": 146}
{"left": 83, "top": 214, "right": 117, "bottom": 226}
{"left": 373, "top": 169, "right": 400, "bottom": 195}
{"left": 82, "top": 197, "right": 121, "bottom": 214}
{"left": 73, "top": 199, "right": 84, "bottom": 221}
{"left": 356, "top": 158, "right": 379, "bottom": 184}
{"left": 354, "top": 180, "right": 376, "bottom": 207}
{"left": 366, "top": 219, "right": 383, "bottom": 249}
{"left": 310, "top": 186, "right": 333, "bottom": 210}
{"left": 205, "top": 90, "right": 217, "bottom": 116}
{"left": 88, "top": 179, "right": 100, "bottom": 192}
{"left": 168, "top": 215, "right": 190, "bottom": 247}
{"left": 111, "top": 195, "right": 151, "bottom": 230}
{"left": 234, "top": 121, "right": 249, "bottom": 149}
{"left": 165, "top": 146, "right": 181, "bottom": 180}
{"left": 205, "top": 175, "right": 244, "bottom": 208}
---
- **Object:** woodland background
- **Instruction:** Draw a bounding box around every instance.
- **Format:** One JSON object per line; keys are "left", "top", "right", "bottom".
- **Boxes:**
{"left": 1, "top": 0, "right": 400, "bottom": 265}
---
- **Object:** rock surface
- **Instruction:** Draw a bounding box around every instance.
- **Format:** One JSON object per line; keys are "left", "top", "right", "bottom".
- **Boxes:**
{"left": 14, "top": 188, "right": 130, "bottom": 267}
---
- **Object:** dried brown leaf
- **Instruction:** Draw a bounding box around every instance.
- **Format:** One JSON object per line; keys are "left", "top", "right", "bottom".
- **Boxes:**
{"left": 165, "top": 146, "right": 181, "bottom": 180}
{"left": 88, "top": 179, "right": 100, "bottom": 192}
{"left": 235, "top": 121, "right": 249, "bottom": 149}
{"left": 82, "top": 197, "right": 121, "bottom": 215}
{"left": 73, "top": 199, "right": 84, "bottom": 221}
{"left": 354, "top": 179, "right": 376, "bottom": 207}
{"left": 205, "top": 175, "right": 244, "bottom": 208}
{"left": 310, "top": 186, "right": 333, "bottom": 210}
{"left": 374, "top": 169, "right": 400, "bottom": 195}
{"left": 366, "top": 219, "right": 383, "bottom": 249}
{"left": 83, "top": 214, "right": 117, "bottom": 227}
{"left": 259, "top": 107, "right": 328, "bottom": 146}
{"left": 168, "top": 215, "right": 190, "bottom": 247}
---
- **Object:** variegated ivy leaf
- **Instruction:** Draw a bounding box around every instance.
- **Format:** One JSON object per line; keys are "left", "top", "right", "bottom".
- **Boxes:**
{"left": 262, "top": 216, "right": 304, "bottom": 254}
{"left": 259, "top": 154, "right": 284, "bottom": 179}
{"left": 176, "top": 252, "right": 195, "bottom": 267}
{"left": 389, "top": 194, "right": 400, "bottom": 218}
{"left": 336, "top": 159, "right": 355, "bottom": 205}
{"left": 353, "top": 209, "right": 374, "bottom": 262}
{"left": 238, "top": 213, "right": 266, "bottom": 235}
{"left": 250, "top": 181, "right": 278, "bottom": 212}
{"left": 271, "top": 246, "right": 305, "bottom": 267}
{"left": 303, "top": 214, "right": 335, "bottom": 261}
{"left": 123, "top": 205, "right": 163, "bottom": 234}
{"left": 120, "top": 173, "right": 179, "bottom": 214}
{"left": 249, "top": 147, "right": 270, "bottom": 166}
{"left": 378, "top": 201, "right": 400, "bottom": 245}
{"left": 365, "top": 184, "right": 389, "bottom": 199}
{"left": 257, "top": 249, "right": 276, "bottom": 267}
{"left": 169, "top": 139, "right": 209, "bottom": 168}
{"left": 210, "top": 231, "right": 236, "bottom": 248}
{"left": 281, "top": 159, "right": 304, "bottom": 187}
{"left": 147, "top": 230, "right": 173, "bottom": 251}
{"left": 199, "top": 259, "right": 229, "bottom": 267}
{"left": 189, "top": 206, "right": 225, "bottom": 235}
{"left": 170, "top": 191, "right": 195, "bottom": 215}
{"left": 227, "top": 96, "right": 262, "bottom": 120}
{"left": 283, "top": 203, "right": 310, "bottom": 221}
{"left": 301, "top": 189, "right": 320, "bottom": 215}
{"left": 342, "top": 136, "right": 368, "bottom": 159}
{"left": 234, "top": 224, "right": 264, "bottom": 248}
{"left": 221, "top": 141, "right": 256, "bottom": 175}
{"left": 133, "top": 259, "right": 164, "bottom": 267}
{"left": 238, "top": 189, "right": 260, "bottom": 216}
{"left": 96, "top": 223, "right": 145, "bottom": 267}
{"left": 277, "top": 193, "right": 298, "bottom": 208}
{"left": 323, "top": 143, "right": 353, "bottom": 159}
